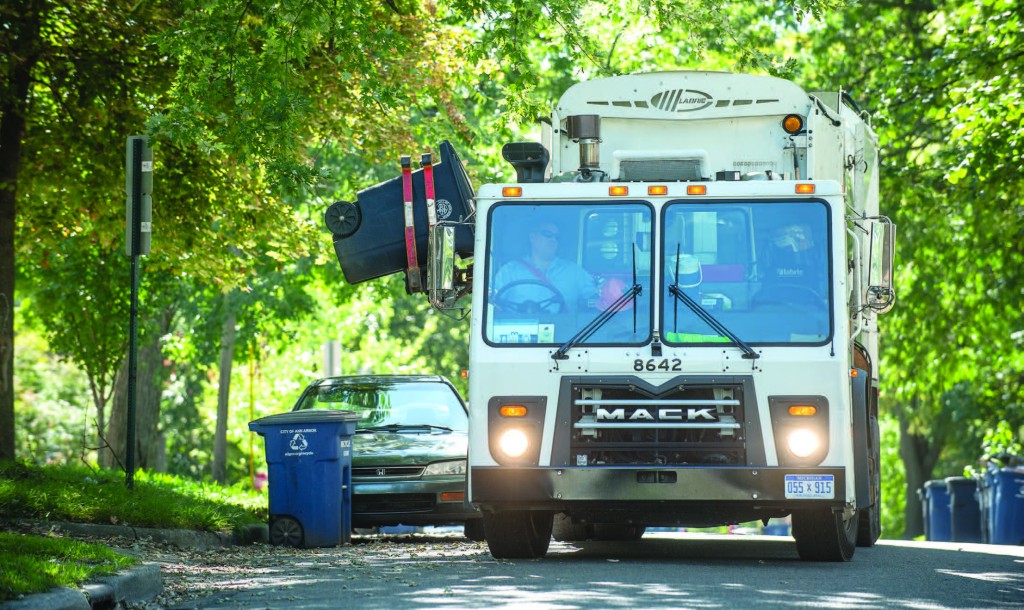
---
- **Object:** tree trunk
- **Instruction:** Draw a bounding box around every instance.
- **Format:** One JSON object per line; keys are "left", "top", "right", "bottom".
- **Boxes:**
{"left": 0, "top": 1, "right": 43, "bottom": 460}
{"left": 136, "top": 309, "right": 173, "bottom": 469}
{"left": 100, "top": 362, "right": 129, "bottom": 469}
{"left": 897, "top": 397, "right": 944, "bottom": 539}
{"left": 101, "top": 309, "right": 173, "bottom": 470}
{"left": 212, "top": 297, "right": 236, "bottom": 484}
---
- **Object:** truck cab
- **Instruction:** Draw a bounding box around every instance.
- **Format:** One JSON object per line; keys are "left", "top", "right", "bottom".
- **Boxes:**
{"left": 453, "top": 72, "right": 895, "bottom": 561}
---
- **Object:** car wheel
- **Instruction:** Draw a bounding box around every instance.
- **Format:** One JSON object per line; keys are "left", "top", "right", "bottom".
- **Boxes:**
{"left": 483, "top": 510, "right": 553, "bottom": 559}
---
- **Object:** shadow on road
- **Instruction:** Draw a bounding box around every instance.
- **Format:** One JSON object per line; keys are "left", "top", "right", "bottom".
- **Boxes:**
{"left": 173, "top": 534, "right": 1024, "bottom": 609}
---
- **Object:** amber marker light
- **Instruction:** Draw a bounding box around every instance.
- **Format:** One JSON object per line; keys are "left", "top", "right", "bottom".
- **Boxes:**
{"left": 502, "top": 186, "right": 523, "bottom": 197}
{"left": 795, "top": 183, "right": 816, "bottom": 194}
{"left": 783, "top": 114, "right": 805, "bottom": 134}
{"left": 648, "top": 185, "right": 668, "bottom": 196}
{"left": 687, "top": 185, "right": 707, "bottom": 195}
{"left": 788, "top": 405, "right": 818, "bottom": 417}
{"left": 441, "top": 492, "right": 465, "bottom": 502}
{"left": 499, "top": 405, "right": 528, "bottom": 417}
{"left": 609, "top": 185, "right": 629, "bottom": 196}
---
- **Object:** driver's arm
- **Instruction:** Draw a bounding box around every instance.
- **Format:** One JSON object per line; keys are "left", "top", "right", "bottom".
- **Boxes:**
{"left": 573, "top": 266, "right": 598, "bottom": 309}
{"left": 492, "top": 261, "right": 526, "bottom": 307}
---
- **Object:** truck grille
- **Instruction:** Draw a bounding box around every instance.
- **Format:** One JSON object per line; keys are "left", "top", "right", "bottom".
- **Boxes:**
{"left": 569, "top": 382, "right": 746, "bottom": 466}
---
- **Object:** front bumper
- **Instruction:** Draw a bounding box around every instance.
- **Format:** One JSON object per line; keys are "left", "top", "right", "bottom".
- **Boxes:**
{"left": 471, "top": 466, "right": 846, "bottom": 510}
{"left": 352, "top": 476, "right": 478, "bottom": 527}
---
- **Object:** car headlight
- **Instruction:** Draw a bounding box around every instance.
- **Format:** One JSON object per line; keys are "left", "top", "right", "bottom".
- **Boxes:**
{"left": 787, "top": 429, "right": 820, "bottom": 459}
{"left": 423, "top": 459, "right": 467, "bottom": 476}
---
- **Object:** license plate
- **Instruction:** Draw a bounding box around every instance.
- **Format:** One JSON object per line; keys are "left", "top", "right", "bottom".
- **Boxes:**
{"left": 785, "top": 474, "right": 835, "bottom": 499}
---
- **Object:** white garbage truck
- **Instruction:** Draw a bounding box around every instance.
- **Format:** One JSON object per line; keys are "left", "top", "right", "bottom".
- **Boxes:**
{"left": 329, "top": 70, "right": 896, "bottom": 561}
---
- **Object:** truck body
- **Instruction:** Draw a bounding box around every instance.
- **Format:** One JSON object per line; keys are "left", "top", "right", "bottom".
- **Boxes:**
{"left": 328, "top": 70, "right": 895, "bottom": 561}
{"left": 461, "top": 71, "right": 894, "bottom": 561}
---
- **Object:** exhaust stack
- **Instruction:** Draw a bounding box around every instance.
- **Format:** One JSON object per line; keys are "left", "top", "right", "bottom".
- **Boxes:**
{"left": 566, "top": 115, "right": 601, "bottom": 179}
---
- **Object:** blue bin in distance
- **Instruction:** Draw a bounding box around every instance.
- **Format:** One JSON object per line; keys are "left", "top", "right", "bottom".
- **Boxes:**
{"left": 917, "top": 486, "right": 930, "bottom": 540}
{"left": 978, "top": 469, "right": 994, "bottom": 544}
{"left": 946, "top": 476, "right": 983, "bottom": 543}
{"left": 988, "top": 469, "right": 1024, "bottom": 545}
{"left": 249, "top": 410, "right": 359, "bottom": 548}
{"left": 923, "top": 479, "right": 951, "bottom": 542}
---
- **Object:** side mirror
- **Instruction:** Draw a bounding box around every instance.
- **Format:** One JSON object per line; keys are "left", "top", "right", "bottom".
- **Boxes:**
{"left": 866, "top": 218, "right": 896, "bottom": 314}
{"left": 427, "top": 223, "right": 461, "bottom": 309}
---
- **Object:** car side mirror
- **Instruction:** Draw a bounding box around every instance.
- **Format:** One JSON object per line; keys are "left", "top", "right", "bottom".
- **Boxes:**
{"left": 866, "top": 218, "right": 895, "bottom": 314}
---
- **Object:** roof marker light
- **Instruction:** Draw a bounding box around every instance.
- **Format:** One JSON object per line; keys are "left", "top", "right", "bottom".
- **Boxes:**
{"left": 648, "top": 185, "right": 668, "bottom": 196}
{"left": 502, "top": 186, "right": 523, "bottom": 197}
{"left": 795, "top": 183, "right": 815, "bottom": 194}
{"left": 609, "top": 186, "right": 629, "bottom": 196}
{"left": 687, "top": 185, "right": 707, "bottom": 195}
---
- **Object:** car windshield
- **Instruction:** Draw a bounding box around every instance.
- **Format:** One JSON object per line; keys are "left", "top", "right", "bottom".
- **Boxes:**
{"left": 662, "top": 201, "right": 832, "bottom": 345}
{"left": 293, "top": 381, "right": 468, "bottom": 432}
{"left": 483, "top": 202, "right": 654, "bottom": 346}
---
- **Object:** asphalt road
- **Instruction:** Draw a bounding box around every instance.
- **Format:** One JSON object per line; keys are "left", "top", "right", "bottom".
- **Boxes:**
{"left": 165, "top": 532, "right": 1024, "bottom": 610}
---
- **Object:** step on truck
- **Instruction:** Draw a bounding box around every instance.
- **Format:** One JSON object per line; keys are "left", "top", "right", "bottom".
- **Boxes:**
{"left": 327, "top": 70, "right": 896, "bottom": 561}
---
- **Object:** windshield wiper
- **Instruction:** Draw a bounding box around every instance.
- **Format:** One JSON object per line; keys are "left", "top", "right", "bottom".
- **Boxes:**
{"left": 358, "top": 424, "right": 453, "bottom": 433}
{"left": 668, "top": 244, "right": 759, "bottom": 360}
{"left": 553, "top": 245, "right": 642, "bottom": 361}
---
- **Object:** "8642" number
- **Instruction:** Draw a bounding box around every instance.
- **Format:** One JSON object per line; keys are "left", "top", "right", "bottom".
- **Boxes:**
{"left": 633, "top": 358, "right": 682, "bottom": 372}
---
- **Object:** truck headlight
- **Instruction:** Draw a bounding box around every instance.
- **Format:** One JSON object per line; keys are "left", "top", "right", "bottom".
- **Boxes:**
{"left": 423, "top": 459, "right": 467, "bottom": 476}
{"left": 769, "top": 396, "right": 829, "bottom": 466}
{"left": 787, "top": 429, "right": 820, "bottom": 459}
{"left": 488, "top": 396, "right": 546, "bottom": 465}
{"left": 498, "top": 428, "right": 530, "bottom": 459}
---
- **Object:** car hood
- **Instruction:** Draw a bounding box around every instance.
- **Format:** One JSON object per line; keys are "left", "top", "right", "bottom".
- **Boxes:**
{"left": 352, "top": 430, "right": 468, "bottom": 466}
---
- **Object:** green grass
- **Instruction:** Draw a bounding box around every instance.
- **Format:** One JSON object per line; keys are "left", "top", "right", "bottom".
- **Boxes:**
{"left": 0, "top": 460, "right": 268, "bottom": 601}
{"left": 0, "top": 532, "right": 137, "bottom": 601}
{"left": 0, "top": 460, "right": 266, "bottom": 531}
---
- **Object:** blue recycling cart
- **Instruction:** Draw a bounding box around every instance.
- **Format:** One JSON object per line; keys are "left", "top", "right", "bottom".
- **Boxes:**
{"left": 945, "top": 476, "right": 983, "bottom": 543}
{"left": 984, "top": 468, "right": 1024, "bottom": 546}
{"left": 249, "top": 410, "right": 360, "bottom": 548}
{"left": 922, "top": 479, "right": 951, "bottom": 542}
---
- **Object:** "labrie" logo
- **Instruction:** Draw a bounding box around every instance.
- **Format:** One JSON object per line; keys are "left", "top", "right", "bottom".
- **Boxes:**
{"left": 596, "top": 407, "right": 718, "bottom": 421}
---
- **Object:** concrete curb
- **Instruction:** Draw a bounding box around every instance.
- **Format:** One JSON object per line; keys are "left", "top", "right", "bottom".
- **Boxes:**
{"left": 1, "top": 564, "right": 160, "bottom": 610}
{"left": 2, "top": 523, "right": 268, "bottom": 610}
{"left": 47, "top": 522, "right": 269, "bottom": 549}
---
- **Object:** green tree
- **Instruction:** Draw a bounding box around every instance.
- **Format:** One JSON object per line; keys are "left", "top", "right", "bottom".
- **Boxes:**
{"left": 4, "top": 0, "right": 847, "bottom": 471}
{"left": 21, "top": 237, "right": 129, "bottom": 449}
{"left": 795, "top": 0, "right": 1024, "bottom": 536}
{"left": 1, "top": 0, "right": 177, "bottom": 459}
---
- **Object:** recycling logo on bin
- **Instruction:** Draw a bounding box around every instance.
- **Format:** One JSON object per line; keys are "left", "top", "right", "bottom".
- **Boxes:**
{"left": 281, "top": 427, "right": 316, "bottom": 457}
{"left": 289, "top": 433, "right": 308, "bottom": 452}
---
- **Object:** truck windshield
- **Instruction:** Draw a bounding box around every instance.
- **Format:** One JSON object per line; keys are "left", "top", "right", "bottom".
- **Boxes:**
{"left": 662, "top": 201, "right": 832, "bottom": 345}
{"left": 484, "top": 202, "right": 654, "bottom": 346}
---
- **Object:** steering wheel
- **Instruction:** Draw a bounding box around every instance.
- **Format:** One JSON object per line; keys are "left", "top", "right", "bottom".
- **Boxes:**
{"left": 751, "top": 284, "right": 826, "bottom": 310}
{"left": 492, "top": 279, "right": 567, "bottom": 314}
